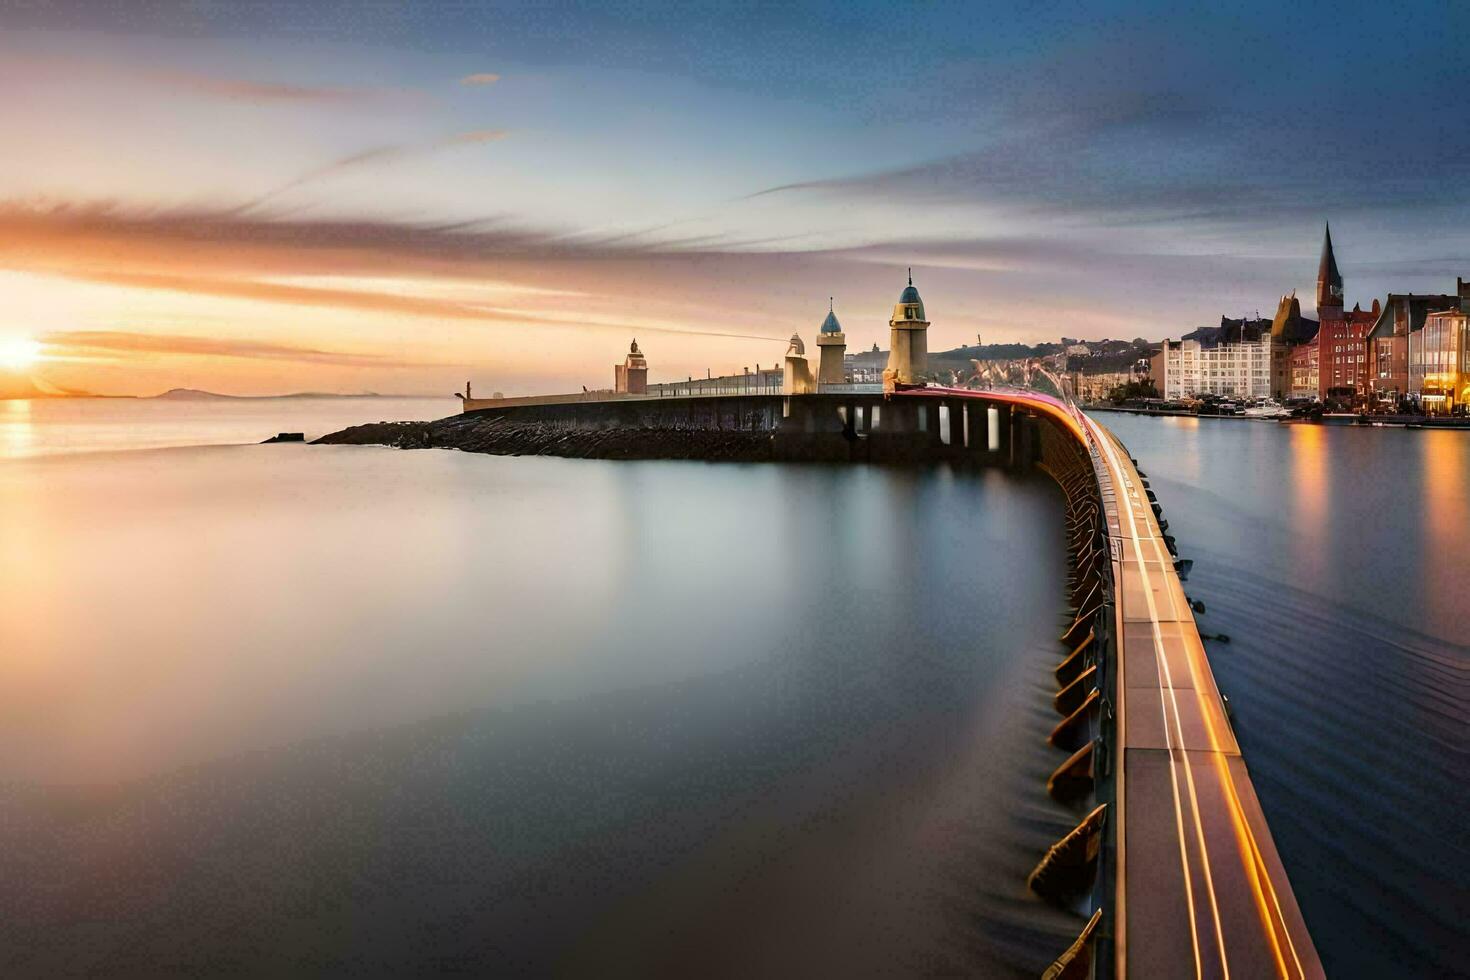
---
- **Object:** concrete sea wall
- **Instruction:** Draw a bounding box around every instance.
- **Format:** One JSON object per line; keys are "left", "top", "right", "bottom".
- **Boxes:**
{"left": 314, "top": 393, "right": 1040, "bottom": 467}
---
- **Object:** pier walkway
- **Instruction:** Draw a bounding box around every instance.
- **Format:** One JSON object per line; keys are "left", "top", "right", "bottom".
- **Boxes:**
{"left": 903, "top": 387, "right": 1323, "bottom": 979}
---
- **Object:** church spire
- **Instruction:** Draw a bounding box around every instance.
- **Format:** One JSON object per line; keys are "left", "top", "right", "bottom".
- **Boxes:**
{"left": 1316, "top": 222, "right": 1344, "bottom": 317}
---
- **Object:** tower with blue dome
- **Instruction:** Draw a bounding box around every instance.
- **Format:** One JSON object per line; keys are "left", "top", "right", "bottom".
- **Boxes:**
{"left": 886, "top": 269, "right": 930, "bottom": 384}
{"left": 815, "top": 297, "right": 847, "bottom": 385}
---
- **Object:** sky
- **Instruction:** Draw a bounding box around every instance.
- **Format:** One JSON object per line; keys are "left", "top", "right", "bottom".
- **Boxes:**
{"left": 1, "top": 0, "right": 1467, "bottom": 396}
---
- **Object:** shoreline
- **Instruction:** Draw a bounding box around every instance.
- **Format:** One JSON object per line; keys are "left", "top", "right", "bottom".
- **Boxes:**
{"left": 1083, "top": 405, "right": 1470, "bottom": 428}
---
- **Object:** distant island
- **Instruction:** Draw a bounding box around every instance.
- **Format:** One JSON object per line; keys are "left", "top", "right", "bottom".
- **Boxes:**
{"left": 0, "top": 371, "right": 408, "bottom": 401}
{"left": 150, "top": 388, "right": 388, "bottom": 400}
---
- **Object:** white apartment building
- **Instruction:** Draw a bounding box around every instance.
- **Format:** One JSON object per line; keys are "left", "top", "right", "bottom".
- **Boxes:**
{"left": 1154, "top": 336, "right": 1275, "bottom": 400}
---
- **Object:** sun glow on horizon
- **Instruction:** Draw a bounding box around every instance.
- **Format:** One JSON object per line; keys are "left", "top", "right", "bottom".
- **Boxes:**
{"left": 0, "top": 338, "right": 43, "bottom": 371}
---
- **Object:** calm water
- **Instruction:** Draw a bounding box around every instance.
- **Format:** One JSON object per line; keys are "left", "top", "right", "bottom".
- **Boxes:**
{"left": 3, "top": 403, "right": 1465, "bottom": 977}
{"left": 1095, "top": 412, "right": 1469, "bottom": 979}
{"left": 0, "top": 401, "right": 1081, "bottom": 976}
{"left": 0, "top": 395, "right": 453, "bottom": 457}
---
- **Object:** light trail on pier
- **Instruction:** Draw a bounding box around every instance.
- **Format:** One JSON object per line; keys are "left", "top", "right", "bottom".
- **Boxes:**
{"left": 900, "top": 385, "right": 1321, "bottom": 978}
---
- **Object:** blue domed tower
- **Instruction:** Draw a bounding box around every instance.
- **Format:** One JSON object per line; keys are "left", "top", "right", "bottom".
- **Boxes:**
{"left": 815, "top": 297, "right": 847, "bottom": 385}
{"left": 886, "top": 269, "right": 930, "bottom": 383}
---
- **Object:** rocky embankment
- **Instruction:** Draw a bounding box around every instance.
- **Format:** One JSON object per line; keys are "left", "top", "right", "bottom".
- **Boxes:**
{"left": 313, "top": 414, "right": 776, "bottom": 461}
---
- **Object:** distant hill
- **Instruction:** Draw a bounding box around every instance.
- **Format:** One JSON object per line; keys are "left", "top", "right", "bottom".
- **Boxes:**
{"left": 151, "top": 388, "right": 385, "bottom": 400}
{"left": 927, "top": 339, "right": 1159, "bottom": 376}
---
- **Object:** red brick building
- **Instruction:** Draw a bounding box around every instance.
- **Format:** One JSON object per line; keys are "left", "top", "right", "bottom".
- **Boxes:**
{"left": 1316, "top": 302, "right": 1380, "bottom": 399}
{"left": 1304, "top": 224, "right": 1379, "bottom": 401}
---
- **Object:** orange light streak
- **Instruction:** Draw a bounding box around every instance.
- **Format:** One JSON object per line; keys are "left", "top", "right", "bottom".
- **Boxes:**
{"left": 1088, "top": 415, "right": 1304, "bottom": 980}
{"left": 907, "top": 388, "right": 1311, "bottom": 978}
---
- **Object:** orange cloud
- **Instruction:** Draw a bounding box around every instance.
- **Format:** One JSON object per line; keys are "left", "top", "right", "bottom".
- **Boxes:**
{"left": 42, "top": 330, "right": 426, "bottom": 367}
{"left": 0, "top": 201, "right": 817, "bottom": 351}
{"left": 147, "top": 70, "right": 386, "bottom": 105}
{"left": 460, "top": 73, "right": 502, "bottom": 85}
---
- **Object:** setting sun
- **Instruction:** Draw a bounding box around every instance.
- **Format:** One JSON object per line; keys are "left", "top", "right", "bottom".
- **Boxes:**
{"left": 0, "top": 338, "right": 42, "bottom": 371}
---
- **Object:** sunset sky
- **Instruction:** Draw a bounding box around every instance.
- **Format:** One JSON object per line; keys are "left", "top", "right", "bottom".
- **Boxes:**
{"left": 3, "top": 1, "right": 1468, "bottom": 396}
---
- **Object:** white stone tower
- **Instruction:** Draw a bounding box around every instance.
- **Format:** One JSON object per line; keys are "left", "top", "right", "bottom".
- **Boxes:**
{"left": 815, "top": 297, "right": 847, "bottom": 385}
{"left": 886, "top": 269, "right": 930, "bottom": 384}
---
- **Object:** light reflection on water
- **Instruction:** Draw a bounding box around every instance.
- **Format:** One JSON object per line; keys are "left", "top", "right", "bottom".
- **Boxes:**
{"left": 0, "top": 438, "right": 1079, "bottom": 976}
{"left": 1093, "top": 412, "right": 1470, "bottom": 979}
{"left": 1422, "top": 432, "right": 1469, "bottom": 631}
{"left": 1287, "top": 423, "right": 1329, "bottom": 586}
{"left": 0, "top": 398, "right": 32, "bottom": 458}
{"left": 0, "top": 395, "right": 452, "bottom": 458}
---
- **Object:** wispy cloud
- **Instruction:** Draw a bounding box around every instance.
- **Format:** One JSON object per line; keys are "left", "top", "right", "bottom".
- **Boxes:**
{"left": 460, "top": 73, "right": 501, "bottom": 86}
{"left": 147, "top": 70, "right": 388, "bottom": 105}
{"left": 241, "top": 130, "right": 510, "bottom": 208}
{"left": 5, "top": 199, "right": 1459, "bottom": 362}
{"left": 42, "top": 330, "right": 421, "bottom": 367}
{"left": 0, "top": 202, "right": 793, "bottom": 341}
{"left": 747, "top": 35, "right": 1470, "bottom": 229}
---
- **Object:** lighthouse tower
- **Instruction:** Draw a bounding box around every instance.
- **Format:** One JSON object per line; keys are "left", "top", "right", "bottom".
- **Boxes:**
{"left": 815, "top": 298, "right": 847, "bottom": 385}
{"left": 886, "top": 269, "right": 930, "bottom": 384}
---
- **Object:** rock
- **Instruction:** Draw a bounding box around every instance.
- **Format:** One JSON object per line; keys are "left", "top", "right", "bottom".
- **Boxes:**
{"left": 261, "top": 432, "right": 305, "bottom": 443}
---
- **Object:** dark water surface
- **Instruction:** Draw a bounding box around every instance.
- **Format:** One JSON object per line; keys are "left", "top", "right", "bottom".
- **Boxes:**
{"left": 0, "top": 442, "right": 1084, "bottom": 976}
{"left": 1094, "top": 412, "right": 1470, "bottom": 979}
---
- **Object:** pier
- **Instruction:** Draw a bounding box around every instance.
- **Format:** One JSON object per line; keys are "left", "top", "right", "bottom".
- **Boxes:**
{"left": 905, "top": 386, "right": 1324, "bottom": 978}
{"left": 326, "top": 380, "right": 1324, "bottom": 977}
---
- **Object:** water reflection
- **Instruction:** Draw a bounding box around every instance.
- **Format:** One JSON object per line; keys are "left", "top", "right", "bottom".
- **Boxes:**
{"left": 1421, "top": 432, "right": 1469, "bottom": 630}
{"left": 1287, "top": 423, "right": 1328, "bottom": 584}
{"left": 0, "top": 396, "right": 451, "bottom": 458}
{"left": 0, "top": 446, "right": 1078, "bottom": 976}
{"left": 0, "top": 398, "right": 33, "bottom": 457}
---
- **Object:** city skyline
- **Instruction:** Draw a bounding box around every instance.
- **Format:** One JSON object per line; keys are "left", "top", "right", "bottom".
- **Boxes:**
{"left": 2, "top": 1, "right": 1468, "bottom": 395}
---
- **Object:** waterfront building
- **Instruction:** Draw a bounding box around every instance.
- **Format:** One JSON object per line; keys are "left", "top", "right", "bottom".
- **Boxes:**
{"left": 1262, "top": 223, "right": 1381, "bottom": 402}
{"left": 1269, "top": 291, "right": 1320, "bottom": 399}
{"left": 815, "top": 299, "right": 847, "bottom": 385}
{"left": 1153, "top": 333, "right": 1275, "bottom": 400}
{"left": 1367, "top": 278, "right": 1470, "bottom": 403}
{"left": 1416, "top": 302, "right": 1470, "bottom": 413}
{"left": 1315, "top": 302, "right": 1380, "bottom": 399}
{"left": 885, "top": 270, "right": 930, "bottom": 384}
{"left": 1307, "top": 225, "right": 1380, "bottom": 400}
{"left": 614, "top": 339, "right": 648, "bottom": 394}
{"left": 1290, "top": 341, "right": 1319, "bottom": 399}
